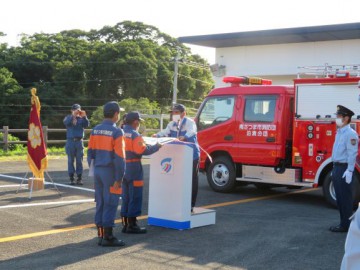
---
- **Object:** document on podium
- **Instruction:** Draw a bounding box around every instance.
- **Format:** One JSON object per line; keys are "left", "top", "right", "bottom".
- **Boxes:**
{"left": 143, "top": 136, "right": 176, "bottom": 146}
{"left": 88, "top": 159, "right": 94, "bottom": 177}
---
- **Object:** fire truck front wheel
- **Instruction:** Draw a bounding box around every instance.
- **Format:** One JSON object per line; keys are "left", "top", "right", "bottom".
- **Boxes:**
{"left": 206, "top": 156, "right": 236, "bottom": 192}
{"left": 322, "top": 172, "right": 337, "bottom": 208}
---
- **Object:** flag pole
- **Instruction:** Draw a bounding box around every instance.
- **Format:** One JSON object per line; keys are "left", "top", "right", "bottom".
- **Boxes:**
{"left": 25, "top": 88, "right": 49, "bottom": 196}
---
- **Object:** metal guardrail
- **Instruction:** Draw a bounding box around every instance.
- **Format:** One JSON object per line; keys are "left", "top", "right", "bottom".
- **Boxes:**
{"left": 0, "top": 113, "right": 173, "bottom": 151}
{"left": 0, "top": 126, "right": 161, "bottom": 151}
{"left": 0, "top": 126, "right": 92, "bottom": 151}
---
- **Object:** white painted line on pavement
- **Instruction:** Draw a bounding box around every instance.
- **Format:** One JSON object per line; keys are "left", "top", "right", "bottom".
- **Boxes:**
{"left": 0, "top": 198, "right": 94, "bottom": 209}
{"left": 0, "top": 184, "right": 23, "bottom": 188}
{"left": 46, "top": 182, "right": 95, "bottom": 193}
{"left": 0, "top": 174, "right": 28, "bottom": 181}
{"left": 0, "top": 173, "right": 95, "bottom": 193}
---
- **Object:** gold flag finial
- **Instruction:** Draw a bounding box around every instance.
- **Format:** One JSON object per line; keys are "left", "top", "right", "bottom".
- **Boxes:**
{"left": 31, "top": 87, "right": 37, "bottom": 96}
{"left": 30, "top": 88, "right": 41, "bottom": 115}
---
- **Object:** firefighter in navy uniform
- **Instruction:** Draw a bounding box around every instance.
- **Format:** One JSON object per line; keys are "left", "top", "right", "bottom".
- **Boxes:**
{"left": 330, "top": 105, "right": 359, "bottom": 233}
{"left": 63, "top": 104, "right": 90, "bottom": 185}
{"left": 153, "top": 104, "right": 200, "bottom": 212}
{"left": 121, "top": 112, "right": 161, "bottom": 234}
{"left": 87, "top": 101, "right": 126, "bottom": 247}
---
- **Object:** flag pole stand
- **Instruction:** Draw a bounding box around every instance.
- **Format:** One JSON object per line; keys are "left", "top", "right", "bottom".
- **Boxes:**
{"left": 16, "top": 172, "right": 30, "bottom": 197}
{"left": 16, "top": 171, "right": 61, "bottom": 200}
{"left": 45, "top": 170, "right": 61, "bottom": 197}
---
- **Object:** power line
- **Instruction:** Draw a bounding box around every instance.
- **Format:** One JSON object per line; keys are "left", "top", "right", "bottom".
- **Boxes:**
{"left": 176, "top": 98, "right": 203, "bottom": 105}
{"left": 178, "top": 74, "right": 213, "bottom": 85}
{"left": 15, "top": 73, "right": 170, "bottom": 85}
{"left": 0, "top": 104, "right": 172, "bottom": 112}
{"left": 180, "top": 60, "right": 210, "bottom": 70}
{"left": 0, "top": 104, "right": 102, "bottom": 108}
{"left": 0, "top": 59, "right": 175, "bottom": 65}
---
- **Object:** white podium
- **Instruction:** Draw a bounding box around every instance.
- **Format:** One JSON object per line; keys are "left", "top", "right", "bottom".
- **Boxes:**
{"left": 148, "top": 142, "right": 215, "bottom": 230}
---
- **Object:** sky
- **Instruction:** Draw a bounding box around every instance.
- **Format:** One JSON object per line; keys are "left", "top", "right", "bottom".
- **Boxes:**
{"left": 1, "top": 0, "right": 359, "bottom": 64}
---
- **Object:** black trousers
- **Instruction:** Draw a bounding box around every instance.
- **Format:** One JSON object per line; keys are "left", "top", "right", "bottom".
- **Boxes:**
{"left": 191, "top": 159, "right": 199, "bottom": 208}
{"left": 332, "top": 163, "right": 354, "bottom": 229}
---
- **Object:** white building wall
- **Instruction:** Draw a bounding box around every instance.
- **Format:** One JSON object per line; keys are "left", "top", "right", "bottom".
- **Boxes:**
{"left": 213, "top": 39, "right": 360, "bottom": 86}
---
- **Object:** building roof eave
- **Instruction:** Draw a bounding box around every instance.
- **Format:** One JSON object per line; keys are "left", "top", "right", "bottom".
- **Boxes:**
{"left": 178, "top": 22, "right": 360, "bottom": 48}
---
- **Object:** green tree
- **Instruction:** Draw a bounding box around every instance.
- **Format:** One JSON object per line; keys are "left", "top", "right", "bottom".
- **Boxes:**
{"left": 0, "top": 21, "right": 214, "bottom": 129}
{"left": 90, "top": 98, "right": 162, "bottom": 130}
{"left": 0, "top": 68, "right": 27, "bottom": 128}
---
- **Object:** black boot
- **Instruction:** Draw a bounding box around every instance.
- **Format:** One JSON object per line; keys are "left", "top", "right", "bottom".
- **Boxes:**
{"left": 76, "top": 174, "right": 83, "bottom": 185}
{"left": 101, "top": 227, "right": 125, "bottom": 247}
{"left": 121, "top": 217, "right": 128, "bottom": 233}
{"left": 69, "top": 175, "right": 75, "bottom": 185}
{"left": 126, "top": 217, "right": 147, "bottom": 234}
{"left": 97, "top": 225, "right": 103, "bottom": 246}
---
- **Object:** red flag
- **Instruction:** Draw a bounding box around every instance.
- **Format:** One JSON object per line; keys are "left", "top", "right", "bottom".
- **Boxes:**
{"left": 27, "top": 88, "right": 48, "bottom": 180}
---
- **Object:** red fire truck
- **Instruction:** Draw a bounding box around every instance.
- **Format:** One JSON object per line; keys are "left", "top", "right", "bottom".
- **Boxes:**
{"left": 195, "top": 64, "right": 360, "bottom": 207}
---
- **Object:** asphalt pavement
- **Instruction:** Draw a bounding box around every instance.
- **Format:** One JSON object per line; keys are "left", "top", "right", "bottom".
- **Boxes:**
{"left": 0, "top": 158, "right": 348, "bottom": 270}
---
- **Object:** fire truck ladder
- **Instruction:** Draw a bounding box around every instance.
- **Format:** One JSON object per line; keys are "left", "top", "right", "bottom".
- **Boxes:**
{"left": 297, "top": 63, "right": 360, "bottom": 78}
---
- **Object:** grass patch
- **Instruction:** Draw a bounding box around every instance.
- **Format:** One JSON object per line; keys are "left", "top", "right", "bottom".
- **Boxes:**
{"left": 0, "top": 146, "right": 88, "bottom": 161}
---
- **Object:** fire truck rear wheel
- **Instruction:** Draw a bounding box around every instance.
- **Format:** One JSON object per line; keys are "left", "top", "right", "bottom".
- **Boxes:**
{"left": 322, "top": 170, "right": 360, "bottom": 208}
{"left": 206, "top": 156, "right": 236, "bottom": 193}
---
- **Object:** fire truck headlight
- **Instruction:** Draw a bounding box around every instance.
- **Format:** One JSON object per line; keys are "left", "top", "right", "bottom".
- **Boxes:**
{"left": 307, "top": 133, "right": 314, "bottom": 139}
{"left": 307, "top": 125, "right": 314, "bottom": 131}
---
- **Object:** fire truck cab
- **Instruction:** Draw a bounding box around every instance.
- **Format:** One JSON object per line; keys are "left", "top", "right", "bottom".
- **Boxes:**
{"left": 196, "top": 65, "right": 360, "bottom": 207}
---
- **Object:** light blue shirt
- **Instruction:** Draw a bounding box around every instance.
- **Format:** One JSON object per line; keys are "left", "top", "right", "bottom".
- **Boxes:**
{"left": 332, "top": 124, "right": 359, "bottom": 172}
{"left": 156, "top": 117, "right": 200, "bottom": 160}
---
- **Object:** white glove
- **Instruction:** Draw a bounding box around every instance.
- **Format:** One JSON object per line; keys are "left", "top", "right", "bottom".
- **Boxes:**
{"left": 342, "top": 170, "right": 353, "bottom": 184}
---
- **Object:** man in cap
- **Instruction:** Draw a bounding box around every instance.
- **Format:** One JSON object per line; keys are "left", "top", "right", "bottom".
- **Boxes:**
{"left": 87, "top": 101, "right": 126, "bottom": 246}
{"left": 63, "top": 104, "right": 90, "bottom": 185}
{"left": 330, "top": 105, "right": 359, "bottom": 232}
{"left": 153, "top": 104, "right": 200, "bottom": 212}
{"left": 121, "top": 111, "right": 161, "bottom": 234}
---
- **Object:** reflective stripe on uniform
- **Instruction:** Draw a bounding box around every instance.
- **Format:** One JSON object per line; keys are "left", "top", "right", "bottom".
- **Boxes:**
{"left": 89, "top": 135, "right": 114, "bottom": 151}
{"left": 126, "top": 159, "right": 141, "bottom": 163}
{"left": 133, "top": 180, "right": 144, "bottom": 187}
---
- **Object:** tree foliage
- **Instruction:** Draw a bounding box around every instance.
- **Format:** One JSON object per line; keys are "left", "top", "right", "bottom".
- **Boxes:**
{"left": 0, "top": 67, "right": 27, "bottom": 127}
{"left": 90, "top": 97, "right": 162, "bottom": 130}
{"left": 0, "top": 21, "right": 214, "bottom": 129}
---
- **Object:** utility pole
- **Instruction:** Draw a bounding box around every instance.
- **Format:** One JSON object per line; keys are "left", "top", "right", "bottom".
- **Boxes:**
{"left": 172, "top": 52, "right": 180, "bottom": 106}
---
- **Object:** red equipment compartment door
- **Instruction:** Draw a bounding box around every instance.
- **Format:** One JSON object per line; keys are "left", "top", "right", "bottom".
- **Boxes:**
{"left": 293, "top": 120, "right": 336, "bottom": 179}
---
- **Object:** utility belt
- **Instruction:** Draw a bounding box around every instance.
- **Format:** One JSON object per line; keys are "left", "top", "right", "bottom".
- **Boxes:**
{"left": 69, "top": 137, "right": 83, "bottom": 142}
{"left": 333, "top": 162, "right": 348, "bottom": 166}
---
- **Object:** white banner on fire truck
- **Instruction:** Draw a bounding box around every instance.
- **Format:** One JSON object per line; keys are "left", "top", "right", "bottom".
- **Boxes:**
{"left": 239, "top": 124, "right": 276, "bottom": 137}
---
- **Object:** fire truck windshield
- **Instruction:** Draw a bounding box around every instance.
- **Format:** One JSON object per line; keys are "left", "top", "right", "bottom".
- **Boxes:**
{"left": 197, "top": 96, "right": 235, "bottom": 130}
